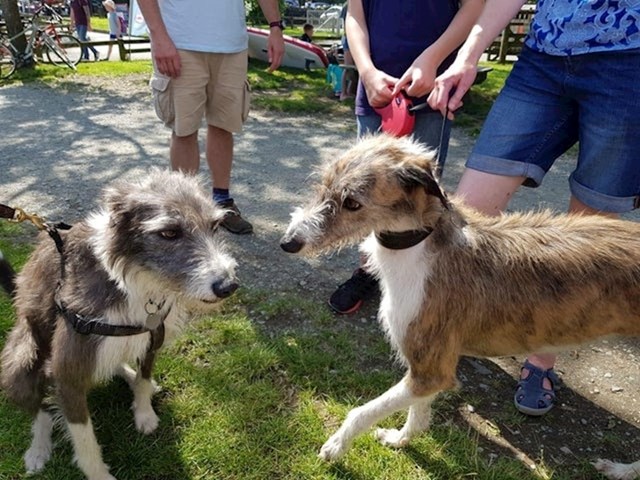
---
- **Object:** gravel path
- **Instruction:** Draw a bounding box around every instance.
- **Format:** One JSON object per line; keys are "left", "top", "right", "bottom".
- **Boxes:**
{"left": 1, "top": 77, "right": 639, "bottom": 469}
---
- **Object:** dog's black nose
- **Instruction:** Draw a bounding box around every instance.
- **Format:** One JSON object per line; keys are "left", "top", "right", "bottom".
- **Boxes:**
{"left": 280, "top": 237, "right": 304, "bottom": 253}
{"left": 212, "top": 280, "right": 238, "bottom": 299}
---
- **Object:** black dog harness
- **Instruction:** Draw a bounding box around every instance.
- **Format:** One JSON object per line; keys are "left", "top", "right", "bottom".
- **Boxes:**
{"left": 0, "top": 203, "right": 167, "bottom": 351}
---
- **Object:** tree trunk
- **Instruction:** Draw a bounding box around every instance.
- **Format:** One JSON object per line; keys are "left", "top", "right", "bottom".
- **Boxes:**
{"left": 0, "top": 0, "right": 27, "bottom": 54}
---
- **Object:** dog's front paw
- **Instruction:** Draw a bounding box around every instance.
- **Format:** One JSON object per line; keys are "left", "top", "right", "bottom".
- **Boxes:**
{"left": 319, "top": 433, "right": 350, "bottom": 461}
{"left": 135, "top": 408, "right": 159, "bottom": 435}
{"left": 374, "top": 428, "right": 410, "bottom": 448}
{"left": 24, "top": 442, "right": 52, "bottom": 473}
{"left": 593, "top": 459, "right": 639, "bottom": 480}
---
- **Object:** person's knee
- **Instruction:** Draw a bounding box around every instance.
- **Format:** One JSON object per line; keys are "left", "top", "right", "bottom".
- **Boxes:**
{"left": 173, "top": 131, "right": 198, "bottom": 142}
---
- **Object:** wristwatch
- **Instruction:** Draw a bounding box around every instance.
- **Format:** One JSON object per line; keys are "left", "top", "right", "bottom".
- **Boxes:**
{"left": 269, "top": 20, "right": 284, "bottom": 30}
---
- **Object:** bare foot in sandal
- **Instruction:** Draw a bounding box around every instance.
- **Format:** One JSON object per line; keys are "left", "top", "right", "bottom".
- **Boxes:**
{"left": 514, "top": 355, "right": 559, "bottom": 416}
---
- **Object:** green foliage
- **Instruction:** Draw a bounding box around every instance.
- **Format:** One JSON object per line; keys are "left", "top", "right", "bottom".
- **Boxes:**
{"left": 246, "top": 0, "right": 286, "bottom": 26}
{"left": 247, "top": 57, "right": 351, "bottom": 114}
{"left": 0, "top": 294, "right": 564, "bottom": 479}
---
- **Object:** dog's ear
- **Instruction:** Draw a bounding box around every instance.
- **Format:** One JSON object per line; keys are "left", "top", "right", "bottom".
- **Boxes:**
{"left": 102, "top": 185, "right": 141, "bottom": 229}
{"left": 397, "top": 165, "right": 449, "bottom": 210}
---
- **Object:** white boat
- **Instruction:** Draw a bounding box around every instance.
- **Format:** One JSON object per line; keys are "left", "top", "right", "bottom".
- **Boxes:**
{"left": 247, "top": 27, "right": 329, "bottom": 70}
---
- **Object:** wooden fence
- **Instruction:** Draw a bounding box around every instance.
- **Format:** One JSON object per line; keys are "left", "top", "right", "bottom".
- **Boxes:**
{"left": 485, "top": 4, "right": 536, "bottom": 63}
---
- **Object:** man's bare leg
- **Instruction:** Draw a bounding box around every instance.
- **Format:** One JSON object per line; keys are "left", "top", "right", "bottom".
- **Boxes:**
{"left": 170, "top": 131, "right": 200, "bottom": 174}
{"left": 205, "top": 124, "right": 252, "bottom": 233}
{"left": 206, "top": 125, "right": 233, "bottom": 190}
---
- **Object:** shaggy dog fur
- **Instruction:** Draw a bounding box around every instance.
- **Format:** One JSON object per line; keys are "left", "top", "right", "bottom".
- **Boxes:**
{"left": 280, "top": 134, "right": 640, "bottom": 480}
{"left": 0, "top": 170, "right": 238, "bottom": 480}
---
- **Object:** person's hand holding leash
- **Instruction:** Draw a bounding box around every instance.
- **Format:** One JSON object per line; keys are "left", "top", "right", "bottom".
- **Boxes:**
{"left": 360, "top": 68, "right": 398, "bottom": 108}
{"left": 392, "top": 49, "right": 438, "bottom": 99}
{"left": 427, "top": 59, "right": 477, "bottom": 120}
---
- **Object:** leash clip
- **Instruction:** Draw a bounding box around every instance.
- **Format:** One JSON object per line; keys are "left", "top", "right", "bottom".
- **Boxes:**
{"left": 10, "top": 207, "right": 47, "bottom": 231}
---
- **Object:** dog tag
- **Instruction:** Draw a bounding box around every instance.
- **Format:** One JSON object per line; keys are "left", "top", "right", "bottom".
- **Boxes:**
{"left": 145, "top": 312, "right": 163, "bottom": 330}
{"left": 145, "top": 300, "right": 164, "bottom": 330}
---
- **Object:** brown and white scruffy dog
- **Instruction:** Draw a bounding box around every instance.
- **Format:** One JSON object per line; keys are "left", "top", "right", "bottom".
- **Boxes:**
{"left": 0, "top": 170, "right": 238, "bottom": 480}
{"left": 280, "top": 135, "right": 640, "bottom": 480}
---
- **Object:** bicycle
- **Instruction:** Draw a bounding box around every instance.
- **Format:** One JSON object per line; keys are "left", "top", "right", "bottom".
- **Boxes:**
{"left": 0, "top": 4, "right": 83, "bottom": 80}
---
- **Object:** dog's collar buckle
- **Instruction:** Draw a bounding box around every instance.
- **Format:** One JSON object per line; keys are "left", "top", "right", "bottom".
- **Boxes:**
{"left": 375, "top": 228, "right": 433, "bottom": 250}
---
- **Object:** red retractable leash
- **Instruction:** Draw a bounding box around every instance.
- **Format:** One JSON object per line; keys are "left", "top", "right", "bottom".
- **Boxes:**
{"left": 374, "top": 91, "right": 449, "bottom": 168}
{"left": 374, "top": 91, "right": 417, "bottom": 137}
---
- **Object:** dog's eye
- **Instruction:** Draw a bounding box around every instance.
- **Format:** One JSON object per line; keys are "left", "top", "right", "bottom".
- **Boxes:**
{"left": 158, "top": 229, "right": 182, "bottom": 240}
{"left": 343, "top": 197, "right": 362, "bottom": 211}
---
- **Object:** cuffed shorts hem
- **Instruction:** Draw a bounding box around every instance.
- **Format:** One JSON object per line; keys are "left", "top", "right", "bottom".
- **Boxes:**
{"left": 466, "top": 153, "right": 546, "bottom": 188}
{"left": 569, "top": 175, "right": 640, "bottom": 213}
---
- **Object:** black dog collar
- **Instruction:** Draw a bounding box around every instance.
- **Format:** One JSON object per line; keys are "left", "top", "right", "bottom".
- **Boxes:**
{"left": 375, "top": 228, "right": 433, "bottom": 250}
{"left": 57, "top": 299, "right": 152, "bottom": 336}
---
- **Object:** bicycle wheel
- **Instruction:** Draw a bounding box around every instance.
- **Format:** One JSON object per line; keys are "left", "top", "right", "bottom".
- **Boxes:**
{"left": 52, "top": 34, "right": 82, "bottom": 66}
{"left": 0, "top": 42, "right": 16, "bottom": 80}
{"left": 43, "top": 34, "right": 79, "bottom": 69}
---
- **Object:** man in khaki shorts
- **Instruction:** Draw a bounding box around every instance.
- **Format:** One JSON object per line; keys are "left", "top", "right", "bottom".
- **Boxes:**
{"left": 139, "top": 0, "right": 284, "bottom": 234}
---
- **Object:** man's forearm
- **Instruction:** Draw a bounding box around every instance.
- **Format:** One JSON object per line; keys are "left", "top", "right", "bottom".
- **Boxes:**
{"left": 256, "top": 0, "right": 281, "bottom": 24}
{"left": 423, "top": 0, "right": 484, "bottom": 69}
{"left": 457, "top": 0, "right": 527, "bottom": 65}
{"left": 345, "top": 0, "right": 375, "bottom": 76}
{"left": 137, "top": 0, "right": 170, "bottom": 39}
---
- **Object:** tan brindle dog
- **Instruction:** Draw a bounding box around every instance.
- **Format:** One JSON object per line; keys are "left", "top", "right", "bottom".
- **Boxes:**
{"left": 280, "top": 134, "right": 640, "bottom": 480}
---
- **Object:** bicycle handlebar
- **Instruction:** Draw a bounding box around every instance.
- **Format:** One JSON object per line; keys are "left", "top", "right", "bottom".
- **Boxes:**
{"left": 32, "top": 3, "right": 64, "bottom": 24}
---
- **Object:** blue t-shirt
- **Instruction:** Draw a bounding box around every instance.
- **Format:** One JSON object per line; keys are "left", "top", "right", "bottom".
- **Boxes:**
{"left": 355, "top": 0, "right": 459, "bottom": 116}
{"left": 526, "top": 0, "right": 640, "bottom": 55}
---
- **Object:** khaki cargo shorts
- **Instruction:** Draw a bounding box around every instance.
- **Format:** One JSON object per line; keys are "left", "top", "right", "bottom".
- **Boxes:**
{"left": 150, "top": 49, "right": 250, "bottom": 137}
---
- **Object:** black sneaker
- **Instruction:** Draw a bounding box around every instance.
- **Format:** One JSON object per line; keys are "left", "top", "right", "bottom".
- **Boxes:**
{"left": 218, "top": 199, "right": 253, "bottom": 235}
{"left": 328, "top": 268, "right": 379, "bottom": 314}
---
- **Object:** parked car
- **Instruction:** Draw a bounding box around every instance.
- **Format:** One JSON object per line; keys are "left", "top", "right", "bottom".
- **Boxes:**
{"left": 284, "top": 0, "right": 299, "bottom": 6}
{"left": 308, "top": 2, "right": 330, "bottom": 9}
{"left": 320, "top": 4, "right": 342, "bottom": 20}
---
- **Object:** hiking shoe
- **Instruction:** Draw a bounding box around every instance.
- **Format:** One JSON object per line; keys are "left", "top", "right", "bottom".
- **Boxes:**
{"left": 218, "top": 199, "right": 253, "bottom": 234}
{"left": 328, "top": 268, "right": 379, "bottom": 314}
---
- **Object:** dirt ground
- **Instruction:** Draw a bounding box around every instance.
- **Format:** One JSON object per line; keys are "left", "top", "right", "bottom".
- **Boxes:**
{"left": 1, "top": 75, "right": 639, "bottom": 478}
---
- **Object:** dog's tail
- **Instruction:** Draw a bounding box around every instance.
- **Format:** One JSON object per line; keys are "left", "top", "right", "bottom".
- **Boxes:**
{"left": 0, "top": 250, "right": 16, "bottom": 296}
